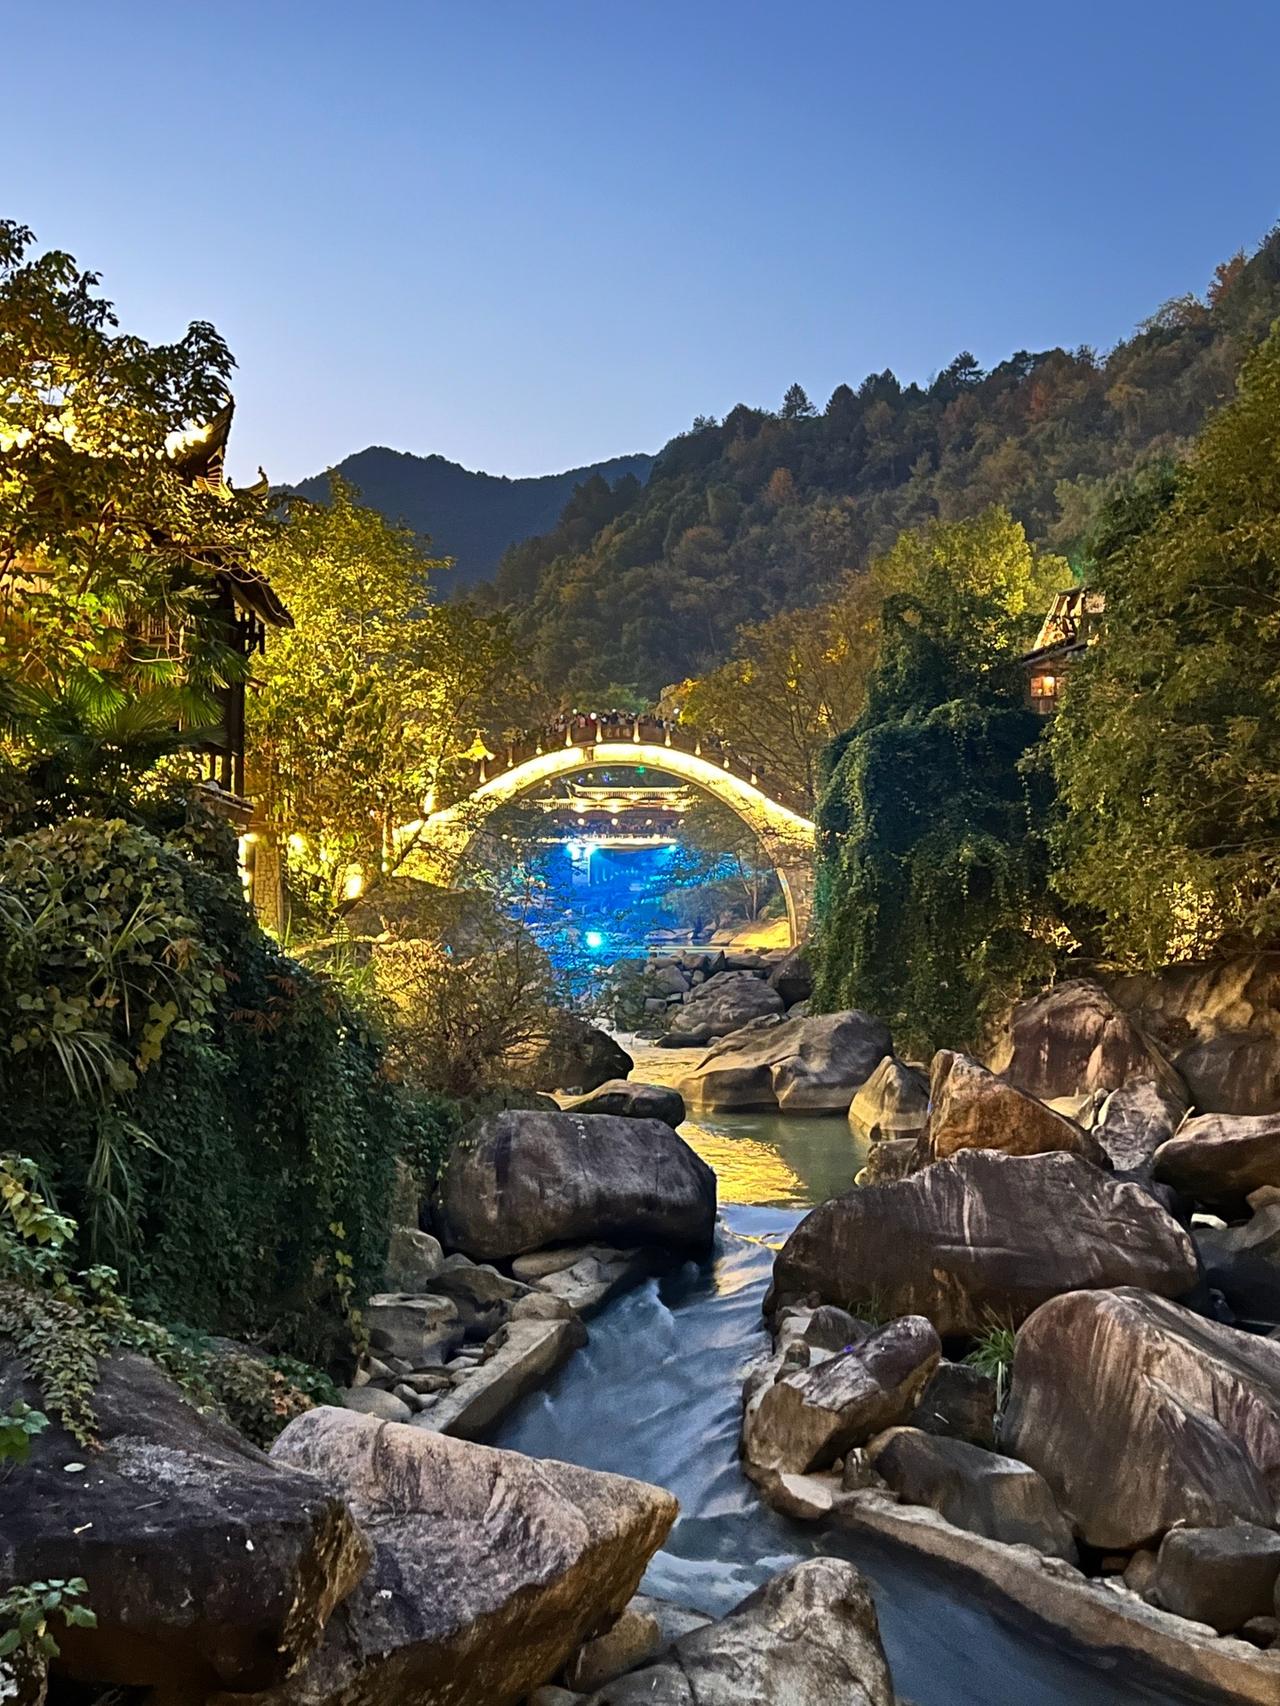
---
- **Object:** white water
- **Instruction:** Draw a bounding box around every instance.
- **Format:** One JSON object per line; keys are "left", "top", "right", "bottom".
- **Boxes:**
{"left": 490, "top": 1087, "right": 1235, "bottom": 1705}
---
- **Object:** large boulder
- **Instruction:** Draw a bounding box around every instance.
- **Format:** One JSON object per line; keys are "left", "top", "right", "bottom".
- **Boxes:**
{"left": 987, "top": 978, "right": 1183, "bottom": 1102}
{"left": 663, "top": 971, "right": 785, "bottom": 1046}
{"left": 867, "top": 1428, "right": 1076, "bottom": 1559}
{"left": 563, "top": 1079, "right": 686, "bottom": 1126}
{"left": 249, "top": 1407, "right": 677, "bottom": 1706}
{"left": 1154, "top": 1111, "right": 1280, "bottom": 1206}
{"left": 432, "top": 1109, "right": 717, "bottom": 1260}
{"left": 1105, "top": 953, "right": 1280, "bottom": 1114}
{"left": 743, "top": 1316, "right": 941, "bottom": 1476}
{"left": 925, "top": 1051, "right": 1111, "bottom": 1168}
{"left": 0, "top": 1351, "right": 368, "bottom": 1696}
{"left": 507, "top": 1016, "right": 633, "bottom": 1093}
{"left": 676, "top": 1010, "right": 893, "bottom": 1114}
{"left": 578, "top": 1558, "right": 894, "bottom": 1706}
{"left": 1003, "top": 1288, "right": 1280, "bottom": 1549}
{"left": 1176, "top": 1033, "right": 1280, "bottom": 1117}
{"left": 848, "top": 1056, "right": 928, "bottom": 1146}
{"left": 768, "top": 1151, "right": 1199, "bottom": 1335}
{"left": 1094, "top": 1077, "right": 1188, "bottom": 1180}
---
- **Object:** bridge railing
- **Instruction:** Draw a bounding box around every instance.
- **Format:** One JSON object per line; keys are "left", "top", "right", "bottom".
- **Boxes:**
{"left": 461, "top": 713, "right": 812, "bottom": 820}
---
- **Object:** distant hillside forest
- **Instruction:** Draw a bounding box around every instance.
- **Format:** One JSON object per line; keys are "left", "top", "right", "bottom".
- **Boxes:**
{"left": 484, "top": 229, "right": 1280, "bottom": 698}
{"left": 289, "top": 445, "right": 654, "bottom": 587}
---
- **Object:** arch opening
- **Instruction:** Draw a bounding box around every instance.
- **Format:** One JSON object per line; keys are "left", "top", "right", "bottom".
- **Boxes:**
{"left": 403, "top": 739, "right": 816, "bottom": 946}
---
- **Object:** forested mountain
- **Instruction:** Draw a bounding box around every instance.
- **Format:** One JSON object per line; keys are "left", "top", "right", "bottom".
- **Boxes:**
{"left": 489, "top": 230, "right": 1280, "bottom": 697}
{"left": 288, "top": 445, "right": 654, "bottom": 587}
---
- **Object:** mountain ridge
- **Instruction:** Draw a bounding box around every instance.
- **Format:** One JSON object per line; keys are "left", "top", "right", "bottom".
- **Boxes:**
{"left": 287, "top": 444, "right": 654, "bottom": 587}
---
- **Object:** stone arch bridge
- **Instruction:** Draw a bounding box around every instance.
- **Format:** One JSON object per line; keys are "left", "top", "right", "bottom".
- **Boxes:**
{"left": 403, "top": 714, "right": 816, "bottom": 943}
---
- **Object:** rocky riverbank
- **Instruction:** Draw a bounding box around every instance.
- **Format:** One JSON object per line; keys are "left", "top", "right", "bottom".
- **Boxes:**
{"left": 14, "top": 964, "right": 1280, "bottom": 1703}
{"left": 738, "top": 976, "right": 1280, "bottom": 1696}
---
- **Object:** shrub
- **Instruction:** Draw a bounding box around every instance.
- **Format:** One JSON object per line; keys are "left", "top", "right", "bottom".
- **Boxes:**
{"left": 0, "top": 802, "right": 419, "bottom": 1365}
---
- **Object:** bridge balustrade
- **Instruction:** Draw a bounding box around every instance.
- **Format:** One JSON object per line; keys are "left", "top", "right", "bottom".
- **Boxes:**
{"left": 464, "top": 714, "right": 809, "bottom": 818}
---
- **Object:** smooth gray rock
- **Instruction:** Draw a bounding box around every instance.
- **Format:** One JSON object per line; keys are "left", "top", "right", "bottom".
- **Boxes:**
{"left": 1154, "top": 1111, "right": 1280, "bottom": 1206}
{"left": 1177, "top": 1032, "right": 1280, "bottom": 1117}
{"left": 365, "top": 1293, "right": 464, "bottom": 1365}
{"left": 423, "top": 1257, "right": 532, "bottom": 1335}
{"left": 260, "top": 1407, "right": 677, "bottom": 1706}
{"left": 0, "top": 1351, "right": 368, "bottom": 1696}
{"left": 414, "top": 1317, "right": 588, "bottom": 1439}
{"left": 802, "top": 1304, "right": 873, "bottom": 1353}
{"left": 856, "top": 1137, "right": 920, "bottom": 1186}
{"left": 1096, "top": 1077, "right": 1188, "bottom": 1180}
{"left": 533, "top": 1245, "right": 658, "bottom": 1316}
{"left": 627, "top": 1593, "right": 714, "bottom": 1647}
{"left": 564, "top": 1079, "right": 686, "bottom": 1126}
{"left": 650, "top": 964, "right": 691, "bottom": 997}
{"left": 1197, "top": 1204, "right": 1280, "bottom": 1326}
{"left": 743, "top": 1316, "right": 941, "bottom": 1476}
{"left": 848, "top": 1056, "right": 928, "bottom": 1145}
{"left": 677, "top": 1010, "right": 893, "bottom": 1113}
{"left": 1004, "top": 1288, "right": 1280, "bottom": 1549}
{"left": 768, "top": 946, "right": 813, "bottom": 1006}
{"left": 563, "top": 1604, "right": 663, "bottom": 1690}
{"left": 340, "top": 1386, "right": 413, "bottom": 1422}
{"left": 664, "top": 971, "right": 785, "bottom": 1046}
{"left": 578, "top": 1558, "right": 894, "bottom": 1706}
{"left": 1153, "top": 1525, "right": 1280, "bottom": 1633}
{"left": 433, "top": 1110, "right": 716, "bottom": 1261}
{"left": 383, "top": 1225, "right": 445, "bottom": 1291}
{"left": 769, "top": 1150, "right": 1199, "bottom": 1335}
{"left": 868, "top": 1428, "right": 1076, "bottom": 1560}
{"left": 507, "top": 1017, "right": 633, "bottom": 1093}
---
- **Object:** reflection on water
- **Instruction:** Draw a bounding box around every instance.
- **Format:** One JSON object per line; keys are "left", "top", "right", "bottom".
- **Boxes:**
{"left": 680, "top": 1111, "right": 866, "bottom": 1208}
{"left": 618, "top": 1033, "right": 869, "bottom": 1208}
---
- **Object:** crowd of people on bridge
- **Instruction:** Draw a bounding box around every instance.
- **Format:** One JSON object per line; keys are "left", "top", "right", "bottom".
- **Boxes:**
{"left": 545, "top": 708, "right": 684, "bottom": 742}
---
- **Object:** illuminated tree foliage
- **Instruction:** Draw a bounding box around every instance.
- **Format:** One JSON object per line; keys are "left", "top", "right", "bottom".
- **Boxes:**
{"left": 679, "top": 577, "right": 881, "bottom": 810}
{"left": 0, "top": 219, "right": 269, "bottom": 812}
{"left": 249, "top": 479, "right": 529, "bottom": 928}
{"left": 0, "top": 226, "right": 452, "bottom": 1372}
{"left": 1050, "top": 326, "right": 1280, "bottom": 967}
{"left": 813, "top": 511, "right": 1070, "bottom": 1054}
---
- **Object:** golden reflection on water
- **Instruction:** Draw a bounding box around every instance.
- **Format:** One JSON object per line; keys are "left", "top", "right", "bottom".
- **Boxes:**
{"left": 679, "top": 1120, "right": 803, "bottom": 1208}
{"left": 617, "top": 1035, "right": 869, "bottom": 1212}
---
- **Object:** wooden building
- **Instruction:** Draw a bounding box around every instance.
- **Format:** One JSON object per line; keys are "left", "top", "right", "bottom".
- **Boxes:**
{"left": 1020, "top": 587, "right": 1104, "bottom": 715}
{"left": 167, "top": 404, "right": 291, "bottom": 826}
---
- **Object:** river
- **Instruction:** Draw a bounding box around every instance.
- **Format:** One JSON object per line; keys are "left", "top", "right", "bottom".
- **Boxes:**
{"left": 489, "top": 1066, "right": 1230, "bottom": 1705}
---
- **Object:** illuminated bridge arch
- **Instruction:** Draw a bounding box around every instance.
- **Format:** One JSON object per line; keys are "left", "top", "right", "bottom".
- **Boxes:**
{"left": 405, "top": 716, "right": 816, "bottom": 944}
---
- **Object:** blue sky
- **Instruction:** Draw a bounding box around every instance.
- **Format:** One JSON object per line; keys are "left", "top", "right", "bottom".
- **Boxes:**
{"left": 10, "top": 0, "right": 1280, "bottom": 484}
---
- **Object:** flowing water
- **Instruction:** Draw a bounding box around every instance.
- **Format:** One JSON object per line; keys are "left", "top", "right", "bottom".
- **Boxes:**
{"left": 490, "top": 1064, "right": 1230, "bottom": 1705}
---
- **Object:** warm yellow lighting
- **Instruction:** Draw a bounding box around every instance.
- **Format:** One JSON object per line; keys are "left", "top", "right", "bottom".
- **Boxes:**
{"left": 404, "top": 740, "right": 815, "bottom": 942}
{"left": 287, "top": 832, "right": 307, "bottom": 853}
{"left": 343, "top": 868, "right": 366, "bottom": 900}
